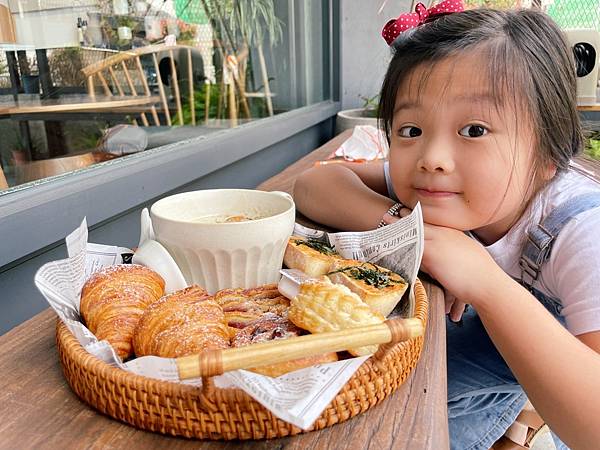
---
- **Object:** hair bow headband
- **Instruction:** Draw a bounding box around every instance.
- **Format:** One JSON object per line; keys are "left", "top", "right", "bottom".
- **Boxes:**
{"left": 382, "top": 0, "right": 464, "bottom": 46}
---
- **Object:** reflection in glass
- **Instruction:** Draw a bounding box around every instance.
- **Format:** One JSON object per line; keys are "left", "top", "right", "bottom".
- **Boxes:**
{"left": 0, "top": 0, "right": 330, "bottom": 190}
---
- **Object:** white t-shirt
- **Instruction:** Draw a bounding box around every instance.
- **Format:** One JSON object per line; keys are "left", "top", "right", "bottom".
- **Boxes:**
{"left": 384, "top": 162, "right": 600, "bottom": 336}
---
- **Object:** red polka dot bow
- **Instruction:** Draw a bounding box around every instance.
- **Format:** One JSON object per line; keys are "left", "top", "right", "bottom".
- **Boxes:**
{"left": 382, "top": 0, "right": 465, "bottom": 45}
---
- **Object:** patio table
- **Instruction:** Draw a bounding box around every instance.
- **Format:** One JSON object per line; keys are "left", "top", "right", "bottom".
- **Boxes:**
{"left": 0, "top": 95, "right": 161, "bottom": 118}
{"left": 0, "top": 130, "right": 449, "bottom": 449}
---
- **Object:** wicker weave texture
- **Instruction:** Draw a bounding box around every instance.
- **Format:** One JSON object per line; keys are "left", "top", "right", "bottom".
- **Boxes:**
{"left": 55, "top": 279, "right": 428, "bottom": 440}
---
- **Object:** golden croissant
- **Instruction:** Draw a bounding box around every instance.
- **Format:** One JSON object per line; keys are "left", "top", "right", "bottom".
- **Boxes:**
{"left": 80, "top": 264, "right": 165, "bottom": 360}
{"left": 133, "top": 285, "right": 230, "bottom": 358}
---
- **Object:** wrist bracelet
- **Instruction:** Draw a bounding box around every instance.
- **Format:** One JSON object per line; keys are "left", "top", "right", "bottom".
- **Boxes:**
{"left": 378, "top": 202, "right": 403, "bottom": 228}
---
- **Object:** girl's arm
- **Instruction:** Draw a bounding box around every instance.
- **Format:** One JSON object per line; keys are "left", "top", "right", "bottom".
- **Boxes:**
{"left": 293, "top": 162, "right": 395, "bottom": 231}
{"left": 420, "top": 223, "right": 600, "bottom": 449}
{"left": 477, "top": 275, "right": 600, "bottom": 450}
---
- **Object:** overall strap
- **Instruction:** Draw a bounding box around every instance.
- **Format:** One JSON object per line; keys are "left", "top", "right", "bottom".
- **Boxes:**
{"left": 520, "top": 192, "right": 600, "bottom": 290}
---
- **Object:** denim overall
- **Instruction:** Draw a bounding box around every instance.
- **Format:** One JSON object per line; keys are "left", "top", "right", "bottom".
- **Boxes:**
{"left": 448, "top": 193, "right": 600, "bottom": 450}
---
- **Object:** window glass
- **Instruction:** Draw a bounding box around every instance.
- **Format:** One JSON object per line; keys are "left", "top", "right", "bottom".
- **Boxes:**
{"left": 0, "top": 0, "right": 331, "bottom": 190}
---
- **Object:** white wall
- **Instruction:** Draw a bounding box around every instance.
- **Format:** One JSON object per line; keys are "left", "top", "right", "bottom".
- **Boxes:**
{"left": 340, "top": 0, "right": 411, "bottom": 109}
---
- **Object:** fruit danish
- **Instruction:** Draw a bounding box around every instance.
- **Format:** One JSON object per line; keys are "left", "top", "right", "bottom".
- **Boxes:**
{"left": 231, "top": 313, "right": 338, "bottom": 377}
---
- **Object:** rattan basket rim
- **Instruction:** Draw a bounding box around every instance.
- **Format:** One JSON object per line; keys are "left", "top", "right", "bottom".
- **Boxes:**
{"left": 55, "top": 278, "right": 429, "bottom": 440}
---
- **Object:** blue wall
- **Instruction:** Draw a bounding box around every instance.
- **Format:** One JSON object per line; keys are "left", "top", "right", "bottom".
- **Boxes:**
{"left": 0, "top": 118, "right": 333, "bottom": 335}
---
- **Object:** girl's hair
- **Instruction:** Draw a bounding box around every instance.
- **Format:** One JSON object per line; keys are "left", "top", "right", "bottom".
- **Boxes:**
{"left": 378, "top": 8, "right": 583, "bottom": 174}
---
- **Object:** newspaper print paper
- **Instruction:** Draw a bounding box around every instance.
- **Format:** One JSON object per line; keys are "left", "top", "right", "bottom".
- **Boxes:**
{"left": 34, "top": 205, "right": 423, "bottom": 429}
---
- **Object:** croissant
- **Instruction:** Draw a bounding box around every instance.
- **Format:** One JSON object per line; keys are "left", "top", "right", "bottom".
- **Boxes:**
{"left": 80, "top": 264, "right": 165, "bottom": 360}
{"left": 133, "top": 285, "right": 230, "bottom": 358}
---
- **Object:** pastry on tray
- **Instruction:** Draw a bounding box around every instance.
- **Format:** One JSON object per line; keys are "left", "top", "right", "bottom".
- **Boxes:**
{"left": 231, "top": 313, "right": 338, "bottom": 377}
{"left": 133, "top": 285, "right": 230, "bottom": 358}
{"left": 283, "top": 236, "right": 340, "bottom": 277}
{"left": 80, "top": 264, "right": 165, "bottom": 360}
{"left": 327, "top": 260, "right": 408, "bottom": 317}
{"left": 288, "top": 278, "right": 385, "bottom": 356}
{"left": 213, "top": 284, "right": 291, "bottom": 332}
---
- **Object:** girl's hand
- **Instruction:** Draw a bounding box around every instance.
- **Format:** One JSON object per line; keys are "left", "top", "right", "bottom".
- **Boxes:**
{"left": 421, "top": 222, "right": 505, "bottom": 305}
{"left": 397, "top": 208, "right": 506, "bottom": 306}
{"left": 445, "top": 290, "right": 467, "bottom": 322}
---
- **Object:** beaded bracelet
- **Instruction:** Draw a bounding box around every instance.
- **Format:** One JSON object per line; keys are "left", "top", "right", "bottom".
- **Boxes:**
{"left": 377, "top": 202, "right": 403, "bottom": 228}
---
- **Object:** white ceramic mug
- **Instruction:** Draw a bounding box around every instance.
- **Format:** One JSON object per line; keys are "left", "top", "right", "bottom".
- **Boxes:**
{"left": 150, "top": 189, "right": 295, "bottom": 293}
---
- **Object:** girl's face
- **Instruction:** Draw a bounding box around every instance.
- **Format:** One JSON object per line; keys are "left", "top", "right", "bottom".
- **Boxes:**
{"left": 389, "top": 53, "right": 549, "bottom": 245}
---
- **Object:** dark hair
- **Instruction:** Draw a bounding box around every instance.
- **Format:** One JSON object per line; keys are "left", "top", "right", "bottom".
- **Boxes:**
{"left": 378, "top": 8, "right": 583, "bottom": 174}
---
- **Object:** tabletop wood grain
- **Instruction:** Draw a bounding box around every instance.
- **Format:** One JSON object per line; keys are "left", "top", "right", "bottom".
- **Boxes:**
{"left": 0, "top": 130, "right": 449, "bottom": 450}
{"left": 0, "top": 95, "right": 160, "bottom": 117}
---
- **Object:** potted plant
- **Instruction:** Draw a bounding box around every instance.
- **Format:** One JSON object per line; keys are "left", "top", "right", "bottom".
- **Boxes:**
{"left": 48, "top": 48, "right": 85, "bottom": 87}
{"left": 335, "top": 93, "right": 379, "bottom": 134}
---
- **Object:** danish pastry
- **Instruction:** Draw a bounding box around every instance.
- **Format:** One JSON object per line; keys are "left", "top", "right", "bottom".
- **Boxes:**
{"left": 213, "top": 284, "right": 290, "bottom": 332}
{"left": 231, "top": 313, "right": 338, "bottom": 377}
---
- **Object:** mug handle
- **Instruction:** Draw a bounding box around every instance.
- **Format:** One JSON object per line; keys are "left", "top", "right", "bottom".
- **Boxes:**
{"left": 271, "top": 191, "right": 294, "bottom": 203}
{"left": 138, "top": 208, "right": 156, "bottom": 248}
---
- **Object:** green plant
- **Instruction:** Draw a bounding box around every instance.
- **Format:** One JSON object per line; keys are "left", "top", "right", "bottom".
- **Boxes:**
{"left": 357, "top": 94, "right": 379, "bottom": 118}
{"left": 178, "top": 28, "right": 196, "bottom": 42}
{"left": 48, "top": 48, "right": 85, "bottom": 87}
{"left": 181, "top": 83, "right": 220, "bottom": 124}
{"left": 464, "top": 0, "right": 515, "bottom": 8}
{"left": 116, "top": 16, "right": 138, "bottom": 29}
{"left": 586, "top": 131, "right": 600, "bottom": 160}
{"left": 65, "top": 122, "right": 105, "bottom": 151}
{"left": 230, "top": 0, "right": 283, "bottom": 48}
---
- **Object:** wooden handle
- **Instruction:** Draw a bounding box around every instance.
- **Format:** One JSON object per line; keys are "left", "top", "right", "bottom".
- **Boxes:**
{"left": 176, "top": 317, "right": 424, "bottom": 379}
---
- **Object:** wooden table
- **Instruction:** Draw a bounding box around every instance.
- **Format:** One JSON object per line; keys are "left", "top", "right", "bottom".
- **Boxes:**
{"left": 578, "top": 103, "right": 600, "bottom": 111}
{"left": 0, "top": 95, "right": 160, "bottom": 118}
{"left": 0, "top": 131, "right": 449, "bottom": 449}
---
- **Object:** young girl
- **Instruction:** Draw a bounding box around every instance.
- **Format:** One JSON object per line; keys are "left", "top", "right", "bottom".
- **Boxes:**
{"left": 294, "top": 7, "right": 600, "bottom": 450}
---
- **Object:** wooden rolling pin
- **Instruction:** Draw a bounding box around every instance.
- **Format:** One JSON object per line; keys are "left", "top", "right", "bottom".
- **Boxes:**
{"left": 176, "top": 317, "right": 424, "bottom": 379}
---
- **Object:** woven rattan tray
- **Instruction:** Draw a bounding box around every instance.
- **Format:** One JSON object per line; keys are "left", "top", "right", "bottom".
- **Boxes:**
{"left": 55, "top": 279, "right": 428, "bottom": 440}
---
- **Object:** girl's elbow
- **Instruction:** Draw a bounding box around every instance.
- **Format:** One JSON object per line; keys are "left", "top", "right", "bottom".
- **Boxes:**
{"left": 292, "top": 171, "right": 312, "bottom": 211}
{"left": 293, "top": 167, "right": 319, "bottom": 198}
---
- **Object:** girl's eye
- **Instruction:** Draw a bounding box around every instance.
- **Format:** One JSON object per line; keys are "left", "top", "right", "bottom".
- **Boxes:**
{"left": 398, "top": 126, "right": 422, "bottom": 138}
{"left": 459, "top": 125, "right": 488, "bottom": 138}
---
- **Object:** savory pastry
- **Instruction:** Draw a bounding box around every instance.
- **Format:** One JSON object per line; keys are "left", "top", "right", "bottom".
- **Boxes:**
{"left": 283, "top": 236, "right": 340, "bottom": 277}
{"left": 231, "top": 313, "right": 338, "bottom": 377}
{"left": 213, "top": 284, "right": 290, "bottom": 332}
{"left": 288, "top": 278, "right": 385, "bottom": 356}
{"left": 80, "top": 264, "right": 165, "bottom": 360}
{"left": 327, "top": 260, "right": 408, "bottom": 317}
{"left": 133, "top": 285, "right": 230, "bottom": 358}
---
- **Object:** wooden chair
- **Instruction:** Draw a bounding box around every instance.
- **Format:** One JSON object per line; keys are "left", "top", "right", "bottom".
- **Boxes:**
{"left": 81, "top": 45, "right": 202, "bottom": 127}
{"left": 12, "top": 151, "right": 117, "bottom": 185}
{"left": 0, "top": 164, "right": 8, "bottom": 190}
{"left": 14, "top": 153, "right": 96, "bottom": 185}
